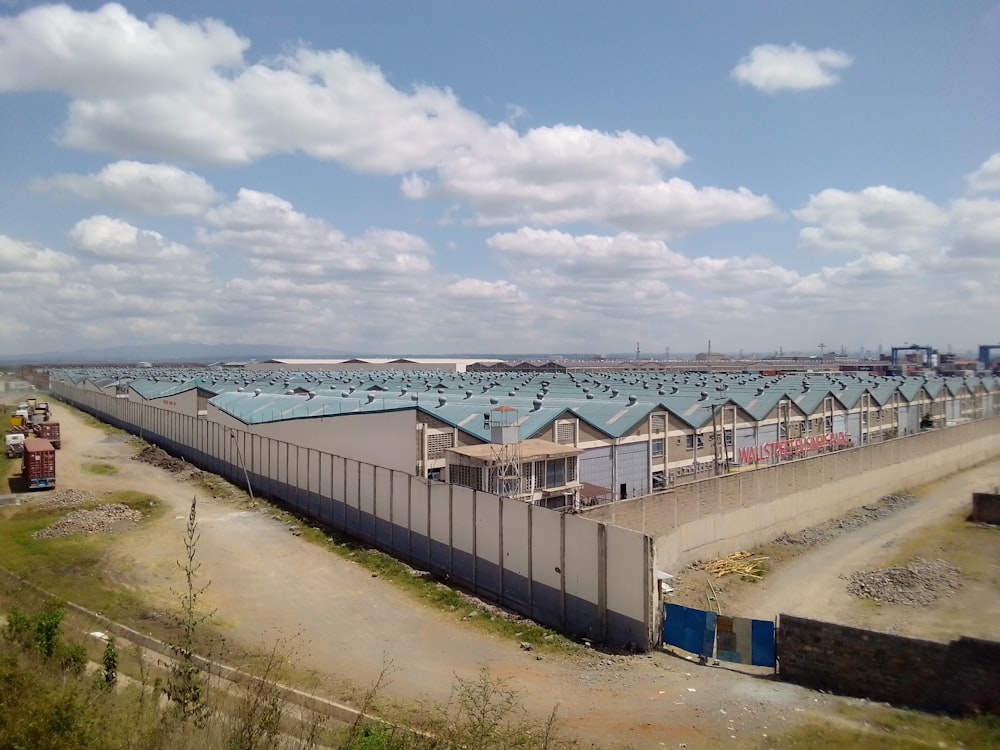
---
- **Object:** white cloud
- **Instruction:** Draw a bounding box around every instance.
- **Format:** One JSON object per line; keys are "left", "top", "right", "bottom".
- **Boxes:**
{"left": 794, "top": 186, "right": 948, "bottom": 254}
{"left": 0, "top": 234, "right": 77, "bottom": 272}
{"left": 731, "top": 43, "right": 853, "bottom": 93}
{"left": 69, "top": 215, "right": 198, "bottom": 262}
{"left": 412, "top": 123, "right": 774, "bottom": 233}
{"left": 32, "top": 160, "right": 221, "bottom": 215}
{"left": 949, "top": 198, "right": 1000, "bottom": 258}
{"left": 0, "top": 4, "right": 774, "bottom": 236}
{"left": 0, "top": 2, "right": 247, "bottom": 97}
{"left": 200, "top": 189, "right": 433, "bottom": 276}
{"left": 966, "top": 153, "right": 1000, "bottom": 194}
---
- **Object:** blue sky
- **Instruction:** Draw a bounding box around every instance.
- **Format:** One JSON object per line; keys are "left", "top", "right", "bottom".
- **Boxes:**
{"left": 1, "top": 1, "right": 998, "bottom": 358}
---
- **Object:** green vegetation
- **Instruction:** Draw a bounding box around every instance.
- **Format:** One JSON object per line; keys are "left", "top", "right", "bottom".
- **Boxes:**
{"left": 82, "top": 462, "right": 119, "bottom": 475}
{"left": 781, "top": 704, "right": 1000, "bottom": 749}
{"left": 0, "top": 491, "right": 164, "bottom": 623}
{"left": 0, "top": 595, "right": 565, "bottom": 750}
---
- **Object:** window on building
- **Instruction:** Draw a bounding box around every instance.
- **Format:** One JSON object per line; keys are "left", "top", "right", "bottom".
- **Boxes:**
{"left": 650, "top": 414, "right": 666, "bottom": 433}
{"left": 652, "top": 470, "right": 666, "bottom": 490}
{"left": 723, "top": 430, "right": 733, "bottom": 447}
{"left": 651, "top": 438, "right": 665, "bottom": 457}
{"left": 685, "top": 434, "right": 704, "bottom": 450}
{"left": 567, "top": 456, "right": 577, "bottom": 482}
{"left": 427, "top": 468, "right": 443, "bottom": 482}
{"left": 555, "top": 419, "right": 576, "bottom": 445}
{"left": 545, "top": 459, "right": 566, "bottom": 488}
{"left": 427, "top": 430, "right": 454, "bottom": 458}
{"left": 448, "top": 464, "right": 482, "bottom": 489}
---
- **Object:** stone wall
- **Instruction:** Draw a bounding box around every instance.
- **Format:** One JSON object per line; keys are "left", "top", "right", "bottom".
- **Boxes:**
{"left": 778, "top": 614, "right": 1000, "bottom": 715}
{"left": 971, "top": 492, "right": 1000, "bottom": 524}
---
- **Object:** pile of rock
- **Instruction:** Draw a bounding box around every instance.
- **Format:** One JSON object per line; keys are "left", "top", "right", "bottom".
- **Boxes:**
{"left": 845, "top": 557, "right": 963, "bottom": 606}
{"left": 775, "top": 494, "right": 919, "bottom": 547}
{"left": 33, "top": 503, "right": 143, "bottom": 539}
{"left": 132, "top": 444, "right": 188, "bottom": 473}
{"left": 24, "top": 488, "right": 97, "bottom": 509}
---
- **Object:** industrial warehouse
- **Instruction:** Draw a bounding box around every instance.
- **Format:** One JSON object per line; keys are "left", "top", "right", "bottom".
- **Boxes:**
{"left": 43, "top": 360, "right": 1000, "bottom": 649}
{"left": 51, "top": 362, "right": 1000, "bottom": 507}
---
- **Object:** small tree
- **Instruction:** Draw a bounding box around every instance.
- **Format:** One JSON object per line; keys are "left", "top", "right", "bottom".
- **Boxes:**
{"left": 102, "top": 636, "right": 118, "bottom": 688}
{"left": 165, "top": 496, "right": 214, "bottom": 726}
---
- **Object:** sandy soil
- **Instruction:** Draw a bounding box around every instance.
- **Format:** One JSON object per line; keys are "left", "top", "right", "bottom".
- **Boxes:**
{"left": 14, "top": 402, "right": 999, "bottom": 748}
{"left": 672, "top": 462, "right": 1000, "bottom": 645}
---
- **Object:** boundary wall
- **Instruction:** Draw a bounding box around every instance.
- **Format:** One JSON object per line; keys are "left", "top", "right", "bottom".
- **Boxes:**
{"left": 51, "top": 384, "right": 657, "bottom": 650}
{"left": 778, "top": 615, "right": 1000, "bottom": 716}
{"left": 583, "top": 417, "right": 1000, "bottom": 569}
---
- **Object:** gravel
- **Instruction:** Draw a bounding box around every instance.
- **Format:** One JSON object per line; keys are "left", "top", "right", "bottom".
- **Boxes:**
{"left": 774, "top": 494, "right": 919, "bottom": 547}
{"left": 33, "top": 503, "right": 143, "bottom": 539}
{"left": 845, "top": 558, "right": 963, "bottom": 606}
{"left": 22, "top": 488, "right": 99, "bottom": 509}
{"left": 132, "top": 444, "right": 189, "bottom": 473}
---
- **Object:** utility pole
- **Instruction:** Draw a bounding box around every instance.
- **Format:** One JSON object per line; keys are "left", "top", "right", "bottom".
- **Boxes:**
{"left": 818, "top": 343, "right": 827, "bottom": 357}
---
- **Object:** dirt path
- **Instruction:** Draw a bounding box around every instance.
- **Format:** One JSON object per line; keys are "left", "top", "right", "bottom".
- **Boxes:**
{"left": 27, "top": 401, "right": 983, "bottom": 749}
{"left": 719, "top": 460, "right": 1000, "bottom": 641}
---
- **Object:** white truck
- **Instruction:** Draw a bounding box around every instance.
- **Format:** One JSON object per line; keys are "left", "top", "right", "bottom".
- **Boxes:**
{"left": 5, "top": 432, "right": 25, "bottom": 458}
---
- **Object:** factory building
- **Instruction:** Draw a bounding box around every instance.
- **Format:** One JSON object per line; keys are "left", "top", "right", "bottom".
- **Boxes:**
{"left": 51, "top": 366, "right": 1000, "bottom": 508}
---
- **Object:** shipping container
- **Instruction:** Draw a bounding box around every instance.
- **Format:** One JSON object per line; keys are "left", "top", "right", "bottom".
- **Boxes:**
{"left": 35, "top": 421, "right": 61, "bottom": 449}
{"left": 22, "top": 438, "right": 56, "bottom": 490}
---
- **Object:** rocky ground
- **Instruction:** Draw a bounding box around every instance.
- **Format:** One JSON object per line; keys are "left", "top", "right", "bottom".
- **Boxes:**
{"left": 132, "top": 444, "right": 191, "bottom": 473}
{"left": 32, "top": 503, "right": 144, "bottom": 539}
{"left": 845, "top": 558, "right": 963, "bottom": 606}
{"left": 772, "top": 494, "right": 919, "bottom": 548}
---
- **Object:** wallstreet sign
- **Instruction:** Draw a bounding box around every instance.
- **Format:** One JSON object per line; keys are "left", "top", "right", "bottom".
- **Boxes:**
{"left": 737, "top": 432, "right": 851, "bottom": 464}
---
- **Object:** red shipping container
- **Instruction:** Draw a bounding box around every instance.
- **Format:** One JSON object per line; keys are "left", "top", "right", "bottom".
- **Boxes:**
{"left": 22, "top": 438, "right": 56, "bottom": 489}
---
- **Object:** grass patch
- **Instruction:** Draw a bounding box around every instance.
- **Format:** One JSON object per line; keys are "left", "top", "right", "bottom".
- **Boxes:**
{"left": 781, "top": 703, "right": 1000, "bottom": 749}
{"left": 881, "top": 509, "right": 996, "bottom": 579}
{"left": 83, "top": 462, "right": 119, "bottom": 476}
{"left": 0, "top": 492, "right": 165, "bottom": 623}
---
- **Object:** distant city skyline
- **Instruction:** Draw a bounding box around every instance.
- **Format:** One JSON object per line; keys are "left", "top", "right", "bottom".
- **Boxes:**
{"left": 1, "top": 2, "right": 998, "bottom": 356}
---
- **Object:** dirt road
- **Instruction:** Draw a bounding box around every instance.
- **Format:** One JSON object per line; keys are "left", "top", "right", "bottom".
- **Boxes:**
{"left": 21, "top": 402, "right": 998, "bottom": 748}
{"left": 720, "top": 460, "right": 1000, "bottom": 643}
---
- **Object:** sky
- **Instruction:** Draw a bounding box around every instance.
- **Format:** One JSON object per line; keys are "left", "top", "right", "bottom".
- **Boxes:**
{"left": 1, "top": 1, "right": 998, "bottom": 359}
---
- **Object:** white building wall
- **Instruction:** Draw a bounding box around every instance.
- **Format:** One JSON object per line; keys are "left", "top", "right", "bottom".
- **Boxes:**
{"left": 206, "top": 405, "right": 418, "bottom": 473}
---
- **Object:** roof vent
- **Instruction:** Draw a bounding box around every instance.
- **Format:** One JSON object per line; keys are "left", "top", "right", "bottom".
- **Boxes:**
{"left": 586, "top": 393, "right": 595, "bottom": 400}
{"left": 465, "top": 390, "right": 473, "bottom": 399}
{"left": 536, "top": 392, "right": 545, "bottom": 399}
{"left": 699, "top": 391, "right": 708, "bottom": 401}
{"left": 342, "top": 391, "right": 350, "bottom": 398}
{"left": 237, "top": 387, "right": 244, "bottom": 392}
{"left": 367, "top": 393, "right": 376, "bottom": 404}
{"left": 410, "top": 394, "right": 419, "bottom": 402}
{"left": 611, "top": 389, "right": 619, "bottom": 398}
{"left": 438, "top": 396, "right": 447, "bottom": 407}
{"left": 658, "top": 390, "right": 665, "bottom": 395}
{"left": 532, "top": 399, "right": 543, "bottom": 411}
{"left": 756, "top": 387, "right": 764, "bottom": 396}
{"left": 489, "top": 397, "right": 499, "bottom": 405}
{"left": 509, "top": 391, "right": 516, "bottom": 396}
{"left": 308, "top": 390, "right": 317, "bottom": 400}
{"left": 628, "top": 395, "right": 638, "bottom": 405}
{"left": 400, "top": 388, "right": 407, "bottom": 396}
{"left": 253, "top": 389, "right": 262, "bottom": 397}
{"left": 671, "top": 386, "right": 679, "bottom": 394}
{"left": 286, "top": 389, "right": 295, "bottom": 395}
